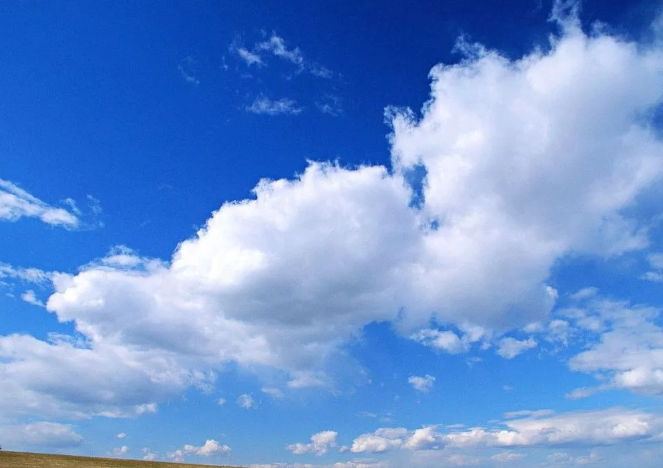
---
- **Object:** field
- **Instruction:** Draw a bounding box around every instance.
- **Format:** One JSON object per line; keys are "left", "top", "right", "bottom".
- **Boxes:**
{"left": 0, "top": 451, "right": 241, "bottom": 468}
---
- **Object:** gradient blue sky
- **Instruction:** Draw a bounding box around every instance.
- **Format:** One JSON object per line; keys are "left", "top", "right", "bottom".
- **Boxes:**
{"left": 3, "top": 1, "right": 663, "bottom": 467}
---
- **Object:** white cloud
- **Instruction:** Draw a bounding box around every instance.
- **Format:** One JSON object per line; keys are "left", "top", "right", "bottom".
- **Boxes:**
{"left": 167, "top": 449, "right": 185, "bottom": 462}
{"left": 0, "top": 421, "right": 83, "bottom": 449}
{"left": 257, "top": 34, "right": 304, "bottom": 67}
{"left": 112, "top": 445, "right": 129, "bottom": 456}
{"left": 0, "top": 263, "right": 50, "bottom": 284}
{"left": 178, "top": 56, "right": 199, "bottom": 85}
{"left": 567, "top": 299, "right": 663, "bottom": 396}
{"left": 3, "top": 6, "right": 663, "bottom": 421}
{"left": 350, "top": 408, "right": 663, "bottom": 454}
{"left": 262, "top": 387, "right": 284, "bottom": 399}
{"left": 496, "top": 337, "right": 537, "bottom": 359}
{"left": 183, "top": 439, "right": 231, "bottom": 456}
{"left": 491, "top": 452, "right": 525, "bottom": 463}
{"left": 503, "top": 409, "right": 554, "bottom": 419}
{"left": 142, "top": 447, "right": 157, "bottom": 461}
{"left": 570, "top": 287, "right": 599, "bottom": 301}
{"left": 351, "top": 428, "right": 407, "bottom": 453}
{"left": 237, "top": 393, "right": 256, "bottom": 409}
{"left": 408, "top": 375, "right": 435, "bottom": 393}
{"left": 237, "top": 47, "right": 264, "bottom": 67}
{"left": 117, "top": 432, "right": 126, "bottom": 439}
{"left": 287, "top": 430, "right": 338, "bottom": 456}
{"left": 231, "top": 33, "right": 333, "bottom": 79}
{"left": 247, "top": 96, "right": 303, "bottom": 115}
{"left": 0, "top": 178, "right": 79, "bottom": 228}
{"left": 217, "top": 397, "right": 226, "bottom": 406}
{"left": 20, "top": 290, "right": 45, "bottom": 307}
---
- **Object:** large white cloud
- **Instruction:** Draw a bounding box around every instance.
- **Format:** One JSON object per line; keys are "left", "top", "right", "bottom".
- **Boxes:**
{"left": 2, "top": 6, "right": 663, "bottom": 421}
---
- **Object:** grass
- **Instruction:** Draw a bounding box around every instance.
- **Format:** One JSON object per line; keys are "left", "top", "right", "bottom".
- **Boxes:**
{"left": 0, "top": 451, "right": 242, "bottom": 468}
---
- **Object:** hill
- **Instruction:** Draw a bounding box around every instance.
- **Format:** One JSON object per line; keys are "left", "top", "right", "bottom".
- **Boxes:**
{"left": 0, "top": 451, "right": 242, "bottom": 468}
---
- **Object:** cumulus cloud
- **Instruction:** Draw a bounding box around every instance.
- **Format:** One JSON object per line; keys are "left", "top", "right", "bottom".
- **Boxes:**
{"left": 142, "top": 447, "right": 157, "bottom": 461}
{"left": 237, "top": 393, "right": 256, "bottom": 409}
{"left": 0, "top": 178, "right": 80, "bottom": 228}
{"left": 183, "top": 439, "right": 231, "bottom": 456}
{"left": 2, "top": 5, "right": 663, "bottom": 422}
{"left": 408, "top": 375, "right": 436, "bottom": 393}
{"left": 117, "top": 432, "right": 126, "bottom": 439}
{"left": 112, "top": 445, "right": 129, "bottom": 456}
{"left": 0, "top": 421, "right": 83, "bottom": 449}
{"left": 247, "top": 96, "right": 303, "bottom": 115}
{"left": 350, "top": 408, "right": 663, "bottom": 454}
{"left": 287, "top": 430, "right": 338, "bottom": 456}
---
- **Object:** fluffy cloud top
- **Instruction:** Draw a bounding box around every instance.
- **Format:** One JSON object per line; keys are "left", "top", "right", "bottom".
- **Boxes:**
{"left": 2, "top": 8, "right": 663, "bottom": 421}
{"left": 287, "top": 430, "right": 338, "bottom": 456}
{"left": 184, "top": 439, "right": 231, "bottom": 456}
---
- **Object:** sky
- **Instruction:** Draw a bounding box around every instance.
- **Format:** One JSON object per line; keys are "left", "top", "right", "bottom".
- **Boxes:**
{"left": 4, "top": 0, "right": 663, "bottom": 467}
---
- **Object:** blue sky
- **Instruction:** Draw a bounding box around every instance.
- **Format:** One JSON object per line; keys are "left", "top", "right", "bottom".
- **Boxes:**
{"left": 4, "top": 0, "right": 663, "bottom": 467}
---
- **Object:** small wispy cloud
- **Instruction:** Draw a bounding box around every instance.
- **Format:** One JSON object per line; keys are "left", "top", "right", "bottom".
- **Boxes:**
{"left": 0, "top": 178, "right": 80, "bottom": 228}
{"left": 20, "top": 290, "right": 45, "bottom": 307}
{"left": 236, "top": 47, "right": 264, "bottom": 67}
{"left": 178, "top": 56, "right": 200, "bottom": 85}
{"left": 316, "top": 95, "right": 343, "bottom": 116}
{"left": 246, "top": 96, "right": 302, "bottom": 115}
{"left": 231, "top": 33, "right": 333, "bottom": 79}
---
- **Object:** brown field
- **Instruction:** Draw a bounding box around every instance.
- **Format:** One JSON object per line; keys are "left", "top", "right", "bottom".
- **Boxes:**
{"left": 0, "top": 451, "right": 242, "bottom": 468}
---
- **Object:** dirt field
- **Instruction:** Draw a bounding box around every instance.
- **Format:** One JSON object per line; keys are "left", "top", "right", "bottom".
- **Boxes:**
{"left": 0, "top": 451, "right": 241, "bottom": 468}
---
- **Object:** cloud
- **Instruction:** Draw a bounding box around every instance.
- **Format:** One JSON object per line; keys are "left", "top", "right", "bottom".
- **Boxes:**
{"left": 0, "top": 178, "right": 80, "bottom": 228}
{"left": 217, "top": 397, "right": 226, "bottom": 406}
{"left": 496, "top": 337, "right": 537, "bottom": 359}
{"left": 142, "top": 447, "right": 157, "bottom": 461}
{"left": 3, "top": 6, "right": 663, "bottom": 422}
{"left": 117, "top": 432, "right": 126, "bottom": 439}
{"left": 257, "top": 34, "right": 304, "bottom": 67}
{"left": 237, "top": 393, "right": 256, "bottom": 409}
{"left": 178, "top": 56, "right": 200, "bottom": 85}
{"left": 183, "top": 439, "right": 231, "bottom": 456}
{"left": 262, "top": 387, "right": 284, "bottom": 399}
{"left": 287, "top": 430, "right": 338, "bottom": 456}
{"left": 316, "top": 95, "right": 343, "bottom": 116}
{"left": 112, "top": 445, "right": 129, "bottom": 456}
{"left": 408, "top": 375, "right": 436, "bottom": 393}
{"left": 567, "top": 298, "right": 663, "bottom": 396}
{"left": 491, "top": 452, "right": 525, "bottom": 463}
{"left": 231, "top": 33, "right": 333, "bottom": 78}
{"left": 642, "top": 253, "right": 663, "bottom": 282}
{"left": 350, "top": 408, "right": 663, "bottom": 454}
{"left": 0, "top": 263, "right": 50, "bottom": 284}
{"left": 503, "top": 409, "right": 554, "bottom": 419}
{"left": 237, "top": 47, "right": 264, "bottom": 67}
{"left": 20, "top": 290, "right": 45, "bottom": 307}
{"left": 351, "top": 428, "right": 408, "bottom": 453}
{"left": 247, "top": 96, "right": 303, "bottom": 115}
{"left": 0, "top": 422, "right": 83, "bottom": 449}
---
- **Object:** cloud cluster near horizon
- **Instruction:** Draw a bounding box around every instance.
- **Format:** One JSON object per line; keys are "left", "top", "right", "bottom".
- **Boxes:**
{"left": 2, "top": 6, "right": 663, "bottom": 433}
